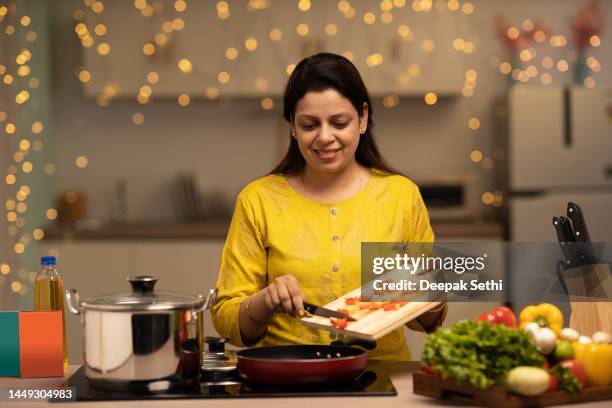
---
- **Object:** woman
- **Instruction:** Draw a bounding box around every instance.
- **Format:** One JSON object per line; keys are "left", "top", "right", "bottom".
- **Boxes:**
{"left": 212, "top": 52, "right": 446, "bottom": 360}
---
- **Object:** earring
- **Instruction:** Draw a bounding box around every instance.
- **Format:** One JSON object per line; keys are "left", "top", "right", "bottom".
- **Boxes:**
{"left": 360, "top": 128, "right": 366, "bottom": 134}
{"left": 291, "top": 131, "right": 297, "bottom": 139}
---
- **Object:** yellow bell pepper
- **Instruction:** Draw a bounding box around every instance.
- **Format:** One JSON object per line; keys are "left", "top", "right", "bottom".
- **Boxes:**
{"left": 519, "top": 303, "right": 563, "bottom": 336}
{"left": 573, "top": 342, "right": 612, "bottom": 386}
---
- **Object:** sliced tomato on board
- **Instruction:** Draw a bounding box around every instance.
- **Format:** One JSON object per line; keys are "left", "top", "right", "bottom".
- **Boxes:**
{"left": 383, "top": 302, "right": 399, "bottom": 311}
{"left": 344, "top": 296, "right": 361, "bottom": 305}
{"left": 329, "top": 317, "right": 348, "bottom": 330}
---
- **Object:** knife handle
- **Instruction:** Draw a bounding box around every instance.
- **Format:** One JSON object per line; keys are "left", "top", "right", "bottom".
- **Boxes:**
{"left": 559, "top": 216, "right": 575, "bottom": 243}
{"left": 553, "top": 217, "right": 573, "bottom": 265}
{"left": 567, "top": 202, "right": 591, "bottom": 243}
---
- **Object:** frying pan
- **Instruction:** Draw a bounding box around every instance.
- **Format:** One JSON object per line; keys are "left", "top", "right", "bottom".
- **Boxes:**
{"left": 236, "top": 339, "right": 374, "bottom": 386}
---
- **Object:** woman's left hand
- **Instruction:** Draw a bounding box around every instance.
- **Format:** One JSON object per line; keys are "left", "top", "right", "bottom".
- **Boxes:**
{"left": 416, "top": 302, "right": 447, "bottom": 333}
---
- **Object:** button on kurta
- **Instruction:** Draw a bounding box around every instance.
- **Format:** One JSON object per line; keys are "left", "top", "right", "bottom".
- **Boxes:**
{"left": 330, "top": 208, "right": 338, "bottom": 216}
{"left": 332, "top": 263, "right": 340, "bottom": 272}
{"left": 332, "top": 235, "right": 340, "bottom": 242}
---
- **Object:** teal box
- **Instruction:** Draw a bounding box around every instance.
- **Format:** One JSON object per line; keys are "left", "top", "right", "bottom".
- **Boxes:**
{"left": 0, "top": 311, "right": 20, "bottom": 376}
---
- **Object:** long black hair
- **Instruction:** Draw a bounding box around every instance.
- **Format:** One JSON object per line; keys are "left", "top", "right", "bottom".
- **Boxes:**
{"left": 270, "top": 52, "right": 400, "bottom": 176}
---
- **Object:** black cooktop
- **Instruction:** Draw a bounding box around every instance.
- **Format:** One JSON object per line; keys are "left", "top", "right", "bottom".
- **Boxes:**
{"left": 63, "top": 361, "right": 396, "bottom": 401}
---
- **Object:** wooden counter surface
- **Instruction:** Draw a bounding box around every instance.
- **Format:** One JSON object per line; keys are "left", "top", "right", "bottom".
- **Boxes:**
{"left": 1, "top": 362, "right": 608, "bottom": 408}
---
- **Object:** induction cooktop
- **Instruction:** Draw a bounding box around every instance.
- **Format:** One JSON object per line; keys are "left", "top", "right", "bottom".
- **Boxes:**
{"left": 62, "top": 361, "right": 397, "bottom": 401}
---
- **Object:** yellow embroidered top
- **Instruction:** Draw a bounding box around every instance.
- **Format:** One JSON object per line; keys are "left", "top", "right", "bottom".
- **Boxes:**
{"left": 212, "top": 168, "right": 444, "bottom": 360}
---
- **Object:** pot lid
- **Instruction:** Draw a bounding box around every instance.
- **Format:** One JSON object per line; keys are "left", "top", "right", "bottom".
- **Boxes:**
{"left": 80, "top": 276, "right": 207, "bottom": 311}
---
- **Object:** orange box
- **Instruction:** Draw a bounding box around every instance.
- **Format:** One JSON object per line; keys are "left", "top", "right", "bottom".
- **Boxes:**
{"left": 18, "top": 311, "right": 63, "bottom": 378}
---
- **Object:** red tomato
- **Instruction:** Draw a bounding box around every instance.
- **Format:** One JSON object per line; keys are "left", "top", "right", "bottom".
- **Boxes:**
{"left": 368, "top": 303, "right": 381, "bottom": 311}
{"left": 547, "top": 372, "right": 559, "bottom": 392}
{"left": 419, "top": 362, "right": 440, "bottom": 377}
{"left": 475, "top": 307, "right": 517, "bottom": 327}
{"left": 560, "top": 360, "right": 587, "bottom": 387}
{"left": 476, "top": 312, "right": 496, "bottom": 324}
{"left": 420, "top": 362, "right": 434, "bottom": 375}
{"left": 492, "top": 307, "right": 517, "bottom": 327}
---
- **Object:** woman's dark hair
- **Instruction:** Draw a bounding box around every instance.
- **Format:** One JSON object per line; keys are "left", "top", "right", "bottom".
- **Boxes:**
{"left": 270, "top": 52, "right": 400, "bottom": 176}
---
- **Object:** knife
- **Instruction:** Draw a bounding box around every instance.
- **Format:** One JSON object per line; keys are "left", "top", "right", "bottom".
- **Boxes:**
{"left": 303, "top": 302, "right": 356, "bottom": 321}
{"left": 567, "top": 202, "right": 596, "bottom": 264}
{"left": 552, "top": 217, "right": 574, "bottom": 266}
{"left": 567, "top": 202, "right": 591, "bottom": 243}
{"left": 559, "top": 216, "right": 575, "bottom": 242}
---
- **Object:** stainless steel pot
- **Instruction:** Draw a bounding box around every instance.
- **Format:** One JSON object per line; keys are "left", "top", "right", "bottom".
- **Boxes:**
{"left": 65, "top": 276, "right": 216, "bottom": 391}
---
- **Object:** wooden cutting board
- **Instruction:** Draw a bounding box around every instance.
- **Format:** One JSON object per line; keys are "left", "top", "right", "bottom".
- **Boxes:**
{"left": 300, "top": 287, "right": 442, "bottom": 340}
{"left": 413, "top": 372, "right": 612, "bottom": 407}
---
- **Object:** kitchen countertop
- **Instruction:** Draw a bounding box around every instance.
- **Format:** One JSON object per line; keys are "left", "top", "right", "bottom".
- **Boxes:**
{"left": 1, "top": 363, "right": 608, "bottom": 407}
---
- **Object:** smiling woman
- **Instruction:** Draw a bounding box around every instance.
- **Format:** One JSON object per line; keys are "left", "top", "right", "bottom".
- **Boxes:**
{"left": 211, "top": 53, "right": 447, "bottom": 361}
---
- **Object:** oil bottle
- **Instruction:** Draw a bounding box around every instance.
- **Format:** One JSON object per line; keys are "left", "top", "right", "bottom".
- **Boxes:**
{"left": 34, "top": 256, "right": 68, "bottom": 369}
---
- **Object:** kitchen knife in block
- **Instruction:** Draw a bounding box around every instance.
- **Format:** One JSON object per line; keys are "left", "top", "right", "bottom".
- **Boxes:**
{"left": 300, "top": 287, "right": 442, "bottom": 341}
{"left": 562, "top": 263, "right": 612, "bottom": 335}
{"left": 19, "top": 311, "right": 64, "bottom": 378}
{"left": 0, "top": 311, "right": 20, "bottom": 376}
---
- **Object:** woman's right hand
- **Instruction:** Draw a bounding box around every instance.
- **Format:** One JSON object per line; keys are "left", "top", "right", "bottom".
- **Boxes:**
{"left": 261, "top": 274, "right": 305, "bottom": 317}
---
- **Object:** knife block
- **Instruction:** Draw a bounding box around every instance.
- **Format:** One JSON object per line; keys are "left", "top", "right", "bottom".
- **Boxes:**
{"left": 563, "top": 263, "right": 612, "bottom": 336}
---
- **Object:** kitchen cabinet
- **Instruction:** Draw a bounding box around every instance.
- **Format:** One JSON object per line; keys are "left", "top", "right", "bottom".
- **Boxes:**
{"left": 81, "top": 0, "right": 466, "bottom": 98}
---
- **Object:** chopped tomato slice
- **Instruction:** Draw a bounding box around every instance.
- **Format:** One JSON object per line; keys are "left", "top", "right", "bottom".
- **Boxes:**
{"left": 368, "top": 303, "right": 381, "bottom": 311}
{"left": 382, "top": 302, "right": 398, "bottom": 311}
{"left": 336, "top": 308, "right": 351, "bottom": 318}
{"left": 330, "top": 317, "right": 348, "bottom": 330}
{"left": 344, "top": 296, "right": 361, "bottom": 305}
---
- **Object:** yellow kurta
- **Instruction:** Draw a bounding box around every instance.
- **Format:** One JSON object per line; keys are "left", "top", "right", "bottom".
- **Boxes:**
{"left": 212, "top": 168, "right": 444, "bottom": 361}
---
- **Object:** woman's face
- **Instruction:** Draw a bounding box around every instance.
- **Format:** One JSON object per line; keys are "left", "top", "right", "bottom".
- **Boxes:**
{"left": 292, "top": 88, "right": 368, "bottom": 174}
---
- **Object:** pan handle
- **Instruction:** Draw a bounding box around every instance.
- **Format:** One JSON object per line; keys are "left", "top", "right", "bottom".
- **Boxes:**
{"left": 331, "top": 337, "right": 377, "bottom": 350}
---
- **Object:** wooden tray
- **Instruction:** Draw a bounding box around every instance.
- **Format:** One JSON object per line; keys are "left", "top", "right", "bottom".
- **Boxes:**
{"left": 300, "top": 287, "right": 441, "bottom": 340}
{"left": 413, "top": 372, "right": 612, "bottom": 407}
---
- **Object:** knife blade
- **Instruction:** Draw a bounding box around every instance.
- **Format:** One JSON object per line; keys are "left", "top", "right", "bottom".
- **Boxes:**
{"left": 303, "top": 302, "right": 356, "bottom": 321}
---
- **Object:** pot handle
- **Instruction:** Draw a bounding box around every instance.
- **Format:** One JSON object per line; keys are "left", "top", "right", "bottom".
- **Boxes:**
{"left": 65, "top": 288, "right": 83, "bottom": 315}
{"left": 194, "top": 288, "right": 218, "bottom": 315}
{"left": 331, "top": 337, "right": 377, "bottom": 350}
{"left": 203, "top": 288, "right": 217, "bottom": 310}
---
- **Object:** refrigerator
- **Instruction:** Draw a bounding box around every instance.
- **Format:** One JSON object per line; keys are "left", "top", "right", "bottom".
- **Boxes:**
{"left": 507, "top": 86, "right": 612, "bottom": 242}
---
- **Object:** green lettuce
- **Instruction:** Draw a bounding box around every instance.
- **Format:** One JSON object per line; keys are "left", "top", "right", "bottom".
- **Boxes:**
{"left": 421, "top": 319, "right": 545, "bottom": 389}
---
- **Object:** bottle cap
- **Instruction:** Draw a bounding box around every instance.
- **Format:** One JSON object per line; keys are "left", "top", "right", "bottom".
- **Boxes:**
{"left": 41, "top": 256, "right": 56, "bottom": 265}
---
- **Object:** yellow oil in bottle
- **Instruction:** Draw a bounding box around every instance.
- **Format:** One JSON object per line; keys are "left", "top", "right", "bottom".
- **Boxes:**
{"left": 34, "top": 269, "right": 68, "bottom": 369}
